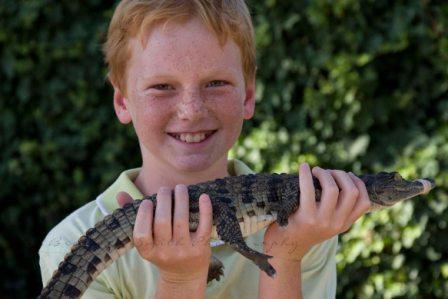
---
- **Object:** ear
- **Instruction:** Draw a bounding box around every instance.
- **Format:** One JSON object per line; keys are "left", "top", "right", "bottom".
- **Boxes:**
{"left": 113, "top": 85, "right": 132, "bottom": 124}
{"left": 243, "top": 77, "right": 256, "bottom": 120}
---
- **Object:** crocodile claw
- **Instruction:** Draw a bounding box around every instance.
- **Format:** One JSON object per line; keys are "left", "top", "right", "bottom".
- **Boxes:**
{"left": 207, "top": 255, "right": 225, "bottom": 283}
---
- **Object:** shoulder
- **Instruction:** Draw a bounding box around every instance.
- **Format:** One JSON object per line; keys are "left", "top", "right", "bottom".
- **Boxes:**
{"left": 38, "top": 198, "right": 110, "bottom": 287}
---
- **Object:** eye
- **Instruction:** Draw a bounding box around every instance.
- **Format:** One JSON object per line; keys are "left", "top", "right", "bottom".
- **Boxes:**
{"left": 393, "top": 172, "right": 403, "bottom": 181}
{"left": 207, "top": 80, "right": 228, "bottom": 88}
{"left": 149, "top": 84, "right": 174, "bottom": 91}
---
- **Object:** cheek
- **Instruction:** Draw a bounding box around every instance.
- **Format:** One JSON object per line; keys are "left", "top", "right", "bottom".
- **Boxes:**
{"left": 131, "top": 97, "right": 170, "bottom": 138}
{"left": 226, "top": 95, "right": 246, "bottom": 128}
{"left": 215, "top": 98, "right": 245, "bottom": 138}
{"left": 209, "top": 88, "right": 246, "bottom": 118}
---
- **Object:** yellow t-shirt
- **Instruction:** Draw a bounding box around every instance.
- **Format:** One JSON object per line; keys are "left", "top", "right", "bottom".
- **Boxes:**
{"left": 39, "top": 159, "right": 337, "bottom": 298}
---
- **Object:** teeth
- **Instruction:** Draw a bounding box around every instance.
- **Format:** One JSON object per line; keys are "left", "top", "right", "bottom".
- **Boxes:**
{"left": 177, "top": 133, "right": 207, "bottom": 143}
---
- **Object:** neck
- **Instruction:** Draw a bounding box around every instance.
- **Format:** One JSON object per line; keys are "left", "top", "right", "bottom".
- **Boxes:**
{"left": 134, "top": 156, "right": 230, "bottom": 196}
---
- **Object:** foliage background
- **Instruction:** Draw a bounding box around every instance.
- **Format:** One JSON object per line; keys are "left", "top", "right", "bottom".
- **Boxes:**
{"left": 1, "top": 0, "right": 447, "bottom": 298}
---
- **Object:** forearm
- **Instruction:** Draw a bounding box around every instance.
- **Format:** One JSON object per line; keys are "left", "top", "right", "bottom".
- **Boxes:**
{"left": 258, "top": 257, "right": 302, "bottom": 299}
{"left": 155, "top": 276, "right": 207, "bottom": 299}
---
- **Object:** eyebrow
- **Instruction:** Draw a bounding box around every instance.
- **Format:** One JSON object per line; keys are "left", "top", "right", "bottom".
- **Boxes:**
{"left": 139, "top": 74, "right": 177, "bottom": 82}
{"left": 139, "top": 69, "right": 238, "bottom": 84}
{"left": 205, "top": 68, "right": 239, "bottom": 79}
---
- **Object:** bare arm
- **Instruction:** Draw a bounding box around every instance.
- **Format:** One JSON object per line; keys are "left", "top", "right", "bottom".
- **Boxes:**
{"left": 259, "top": 257, "right": 302, "bottom": 299}
{"left": 155, "top": 276, "right": 208, "bottom": 299}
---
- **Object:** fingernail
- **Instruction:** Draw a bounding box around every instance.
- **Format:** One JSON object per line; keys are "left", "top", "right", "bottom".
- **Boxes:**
{"left": 175, "top": 184, "right": 187, "bottom": 192}
{"left": 143, "top": 199, "right": 152, "bottom": 207}
{"left": 200, "top": 194, "right": 209, "bottom": 202}
{"left": 159, "top": 186, "right": 171, "bottom": 193}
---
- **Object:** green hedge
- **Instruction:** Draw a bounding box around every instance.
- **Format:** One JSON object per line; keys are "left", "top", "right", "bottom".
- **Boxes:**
{"left": 1, "top": 1, "right": 447, "bottom": 298}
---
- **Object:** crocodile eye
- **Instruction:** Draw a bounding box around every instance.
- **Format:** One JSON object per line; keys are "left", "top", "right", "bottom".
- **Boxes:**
{"left": 394, "top": 172, "right": 403, "bottom": 181}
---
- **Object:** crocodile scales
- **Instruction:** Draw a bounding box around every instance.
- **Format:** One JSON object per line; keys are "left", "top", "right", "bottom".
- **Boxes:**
{"left": 39, "top": 172, "right": 435, "bottom": 298}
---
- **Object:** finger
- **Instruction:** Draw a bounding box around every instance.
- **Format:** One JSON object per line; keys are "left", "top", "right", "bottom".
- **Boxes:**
{"left": 153, "top": 187, "right": 173, "bottom": 243}
{"left": 330, "top": 170, "right": 359, "bottom": 222}
{"left": 344, "top": 173, "right": 372, "bottom": 227}
{"left": 116, "top": 191, "right": 134, "bottom": 208}
{"left": 298, "top": 163, "right": 316, "bottom": 214}
{"left": 192, "top": 193, "right": 212, "bottom": 247}
{"left": 172, "top": 184, "right": 190, "bottom": 241}
{"left": 133, "top": 199, "right": 154, "bottom": 254}
{"left": 312, "top": 167, "right": 339, "bottom": 217}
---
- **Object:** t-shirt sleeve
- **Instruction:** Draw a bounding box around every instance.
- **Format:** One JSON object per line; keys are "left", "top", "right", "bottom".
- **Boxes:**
{"left": 301, "top": 236, "right": 338, "bottom": 299}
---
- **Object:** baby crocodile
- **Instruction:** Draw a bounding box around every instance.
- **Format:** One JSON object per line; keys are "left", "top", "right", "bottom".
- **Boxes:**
{"left": 39, "top": 172, "right": 435, "bottom": 299}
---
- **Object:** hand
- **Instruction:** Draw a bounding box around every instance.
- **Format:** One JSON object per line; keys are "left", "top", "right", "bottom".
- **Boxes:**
{"left": 116, "top": 185, "right": 213, "bottom": 284}
{"left": 263, "top": 163, "right": 371, "bottom": 261}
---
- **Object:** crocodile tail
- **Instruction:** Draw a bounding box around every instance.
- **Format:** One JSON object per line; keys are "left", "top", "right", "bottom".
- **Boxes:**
{"left": 38, "top": 201, "right": 141, "bottom": 299}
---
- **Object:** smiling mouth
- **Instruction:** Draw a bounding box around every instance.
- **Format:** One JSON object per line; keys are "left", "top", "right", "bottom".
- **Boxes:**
{"left": 167, "top": 130, "right": 217, "bottom": 143}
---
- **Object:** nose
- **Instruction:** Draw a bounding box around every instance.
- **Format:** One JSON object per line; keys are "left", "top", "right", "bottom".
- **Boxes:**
{"left": 176, "top": 89, "right": 208, "bottom": 121}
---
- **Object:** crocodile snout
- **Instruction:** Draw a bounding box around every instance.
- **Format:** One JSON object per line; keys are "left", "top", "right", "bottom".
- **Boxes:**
{"left": 417, "top": 178, "right": 435, "bottom": 195}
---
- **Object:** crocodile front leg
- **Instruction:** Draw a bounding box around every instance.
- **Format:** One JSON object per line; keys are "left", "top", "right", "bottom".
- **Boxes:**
{"left": 207, "top": 255, "right": 224, "bottom": 282}
{"left": 212, "top": 200, "right": 276, "bottom": 277}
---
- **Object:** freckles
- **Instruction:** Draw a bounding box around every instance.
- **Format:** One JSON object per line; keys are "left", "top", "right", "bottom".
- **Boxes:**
{"left": 132, "top": 96, "right": 170, "bottom": 130}
{"left": 208, "top": 96, "right": 243, "bottom": 117}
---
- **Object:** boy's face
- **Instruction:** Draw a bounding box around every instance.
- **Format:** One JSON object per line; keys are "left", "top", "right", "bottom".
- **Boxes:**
{"left": 113, "top": 17, "right": 255, "bottom": 174}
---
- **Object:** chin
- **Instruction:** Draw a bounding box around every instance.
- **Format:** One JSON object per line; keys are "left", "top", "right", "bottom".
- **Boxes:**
{"left": 174, "top": 160, "right": 213, "bottom": 173}
{"left": 171, "top": 155, "right": 223, "bottom": 174}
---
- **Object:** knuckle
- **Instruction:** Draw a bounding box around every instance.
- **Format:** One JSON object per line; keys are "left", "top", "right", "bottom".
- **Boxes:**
{"left": 327, "top": 185, "right": 339, "bottom": 197}
{"left": 349, "top": 187, "right": 360, "bottom": 199}
{"left": 320, "top": 168, "right": 330, "bottom": 176}
{"left": 353, "top": 175, "right": 363, "bottom": 184}
{"left": 332, "top": 169, "right": 345, "bottom": 176}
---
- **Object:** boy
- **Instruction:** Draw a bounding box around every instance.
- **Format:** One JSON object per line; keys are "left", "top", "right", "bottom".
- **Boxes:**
{"left": 39, "top": 1, "right": 371, "bottom": 298}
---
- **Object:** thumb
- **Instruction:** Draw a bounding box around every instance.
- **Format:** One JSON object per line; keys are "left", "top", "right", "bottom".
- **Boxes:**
{"left": 193, "top": 194, "right": 213, "bottom": 246}
{"left": 116, "top": 191, "right": 134, "bottom": 208}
